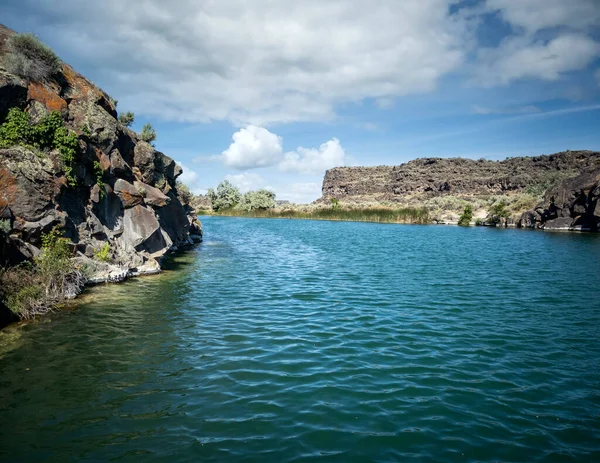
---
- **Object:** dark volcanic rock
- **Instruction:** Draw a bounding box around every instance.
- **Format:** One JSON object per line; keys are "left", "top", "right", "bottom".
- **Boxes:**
{"left": 0, "top": 23, "right": 202, "bottom": 278}
{"left": 321, "top": 151, "right": 600, "bottom": 201}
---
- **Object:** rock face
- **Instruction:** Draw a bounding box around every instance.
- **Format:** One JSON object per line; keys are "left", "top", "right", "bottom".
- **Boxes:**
{"left": 322, "top": 151, "right": 600, "bottom": 200}
{"left": 320, "top": 150, "right": 600, "bottom": 231}
{"left": 518, "top": 168, "right": 600, "bottom": 231}
{"left": 0, "top": 24, "right": 202, "bottom": 272}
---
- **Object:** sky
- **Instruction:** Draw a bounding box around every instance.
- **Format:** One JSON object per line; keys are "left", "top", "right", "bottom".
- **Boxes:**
{"left": 1, "top": 0, "right": 599, "bottom": 203}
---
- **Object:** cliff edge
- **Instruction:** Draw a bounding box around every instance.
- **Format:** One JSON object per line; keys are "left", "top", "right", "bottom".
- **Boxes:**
{"left": 0, "top": 24, "right": 202, "bottom": 300}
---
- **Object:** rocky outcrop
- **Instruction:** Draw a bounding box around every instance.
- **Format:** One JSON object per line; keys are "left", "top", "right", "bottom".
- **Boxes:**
{"left": 518, "top": 168, "right": 600, "bottom": 231}
{"left": 321, "top": 151, "right": 600, "bottom": 201}
{"left": 0, "top": 24, "right": 202, "bottom": 276}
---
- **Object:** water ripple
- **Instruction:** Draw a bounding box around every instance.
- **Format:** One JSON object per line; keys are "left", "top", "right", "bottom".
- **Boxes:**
{"left": 1, "top": 218, "right": 600, "bottom": 462}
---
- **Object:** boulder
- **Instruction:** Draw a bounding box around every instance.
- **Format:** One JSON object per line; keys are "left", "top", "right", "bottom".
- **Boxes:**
{"left": 133, "top": 142, "right": 155, "bottom": 183}
{"left": 134, "top": 181, "right": 170, "bottom": 207}
{"left": 114, "top": 178, "right": 143, "bottom": 208}
{"left": 121, "top": 205, "right": 168, "bottom": 254}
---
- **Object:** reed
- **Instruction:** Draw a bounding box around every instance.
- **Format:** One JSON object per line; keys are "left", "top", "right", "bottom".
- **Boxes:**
{"left": 208, "top": 207, "right": 430, "bottom": 224}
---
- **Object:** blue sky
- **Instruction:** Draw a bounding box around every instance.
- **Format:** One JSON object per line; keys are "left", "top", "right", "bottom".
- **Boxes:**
{"left": 1, "top": 0, "right": 599, "bottom": 202}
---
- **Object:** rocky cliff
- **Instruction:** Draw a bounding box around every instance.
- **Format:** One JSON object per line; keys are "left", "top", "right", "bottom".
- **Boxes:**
{"left": 321, "top": 150, "right": 600, "bottom": 231}
{"left": 0, "top": 25, "right": 202, "bottom": 281}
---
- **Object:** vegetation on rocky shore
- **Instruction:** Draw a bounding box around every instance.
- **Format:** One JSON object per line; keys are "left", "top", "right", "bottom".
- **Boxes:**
{"left": 0, "top": 27, "right": 202, "bottom": 326}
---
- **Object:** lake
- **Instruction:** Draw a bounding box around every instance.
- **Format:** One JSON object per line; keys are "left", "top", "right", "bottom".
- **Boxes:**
{"left": 1, "top": 217, "right": 600, "bottom": 462}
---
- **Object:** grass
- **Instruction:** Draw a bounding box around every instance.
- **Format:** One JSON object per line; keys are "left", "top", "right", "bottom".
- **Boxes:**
{"left": 209, "top": 206, "right": 430, "bottom": 224}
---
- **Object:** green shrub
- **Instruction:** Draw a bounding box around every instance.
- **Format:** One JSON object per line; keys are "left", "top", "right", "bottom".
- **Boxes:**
{"left": 0, "top": 218, "right": 10, "bottom": 235}
{"left": 139, "top": 123, "right": 156, "bottom": 144}
{"left": 486, "top": 201, "right": 509, "bottom": 225}
{"left": 109, "top": 97, "right": 118, "bottom": 108}
{"left": 81, "top": 124, "right": 92, "bottom": 137}
{"left": 176, "top": 181, "right": 193, "bottom": 205}
{"left": 93, "top": 242, "right": 111, "bottom": 262}
{"left": 331, "top": 198, "right": 340, "bottom": 210}
{"left": 118, "top": 111, "right": 135, "bottom": 127}
{"left": 458, "top": 205, "right": 473, "bottom": 226}
{"left": 3, "top": 33, "right": 62, "bottom": 82}
{"left": 239, "top": 189, "right": 277, "bottom": 211}
{"left": 475, "top": 218, "right": 483, "bottom": 226}
{"left": 0, "top": 227, "right": 83, "bottom": 320}
{"left": 0, "top": 108, "right": 79, "bottom": 185}
{"left": 0, "top": 107, "right": 35, "bottom": 149}
{"left": 93, "top": 161, "right": 105, "bottom": 198}
{"left": 207, "top": 180, "right": 241, "bottom": 211}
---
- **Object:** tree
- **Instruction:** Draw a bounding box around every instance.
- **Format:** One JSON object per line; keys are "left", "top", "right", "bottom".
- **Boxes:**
{"left": 486, "top": 201, "right": 509, "bottom": 226}
{"left": 207, "top": 180, "right": 241, "bottom": 211}
{"left": 458, "top": 205, "right": 473, "bottom": 226}
{"left": 240, "top": 189, "right": 276, "bottom": 211}
{"left": 118, "top": 111, "right": 135, "bottom": 127}
{"left": 139, "top": 123, "right": 156, "bottom": 144}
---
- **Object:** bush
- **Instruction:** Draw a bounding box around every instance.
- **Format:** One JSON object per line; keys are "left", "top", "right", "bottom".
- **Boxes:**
{"left": 93, "top": 161, "right": 105, "bottom": 198}
{"left": 118, "top": 111, "right": 135, "bottom": 127}
{"left": 239, "top": 189, "right": 277, "bottom": 211}
{"left": 458, "top": 205, "right": 473, "bottom": 226}
{"left": 486, "top": 201, "right": 509, "bottom": 225}
{"left": 93, "top": 242, "right": 111, "bottom": 262}
{"left": 207, "top": 180, "right": 241, "bottom": 211}
{"left": 331, "top": 198, "right": 340, "bottom": 210}
{"left": 0, "top": 108, "right": 79, "bottom": 185}
{"left": 176, "top": 181, "right": 193, "bottom": 205}
{"left": 0, "top": 227, "right": 84, "bottom": 320}
{"left": 3, "top": 33, "right": 62, "bottom": 82}
{"left": 0, "top": 218, "right": 10, "bottom": 235}
{"left": 139, "top": 123, "right": 156, "bottom": 144}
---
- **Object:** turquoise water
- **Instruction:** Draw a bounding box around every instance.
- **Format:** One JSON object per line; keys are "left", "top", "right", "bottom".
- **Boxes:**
{"left": 1, "top": 217, "right": 600, "bottom": 462}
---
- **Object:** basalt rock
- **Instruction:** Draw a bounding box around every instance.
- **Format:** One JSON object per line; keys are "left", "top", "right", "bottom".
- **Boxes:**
{"left": 0, "top": 24, "right": 202, "bottom": 278}
{"left": 321, "top": 151, "right": 600, "bottom": 202}
{"left": 519, "top": 167, "right": 600, "bottom": 231}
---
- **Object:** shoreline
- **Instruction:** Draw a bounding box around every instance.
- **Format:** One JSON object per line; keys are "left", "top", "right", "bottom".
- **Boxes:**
{"left": 201, "top": 213, "right": 599, "bottom": 232}
{"left": 0, "top": 242, "right": 201, "bottom": 331}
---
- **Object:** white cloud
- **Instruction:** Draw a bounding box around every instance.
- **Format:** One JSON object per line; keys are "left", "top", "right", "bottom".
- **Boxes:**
{"left": 474, "top": 34, "right": 600, "bottom": 86}
{"left": 280, "top": 138, "right": 347, "bottom": 174}
{"left": 472, "top": 104, "right": 541, "bottom": 115}
{"left": 2, "top": 0, "right": 598, "bottom": 124}
{"left": 485, "top": 0, "right": 600, "bottom": 34}
{"left": 224, "top": 172, "right": 269, "bottom": 193}
{"left": 176, "top": 162, "right": 207, "bottom": 195}
{"left": 1, "top": 0, "right": 469, "bottom": 125}
{"left": 221, "top": 125, "right": 282, "bottom": 169}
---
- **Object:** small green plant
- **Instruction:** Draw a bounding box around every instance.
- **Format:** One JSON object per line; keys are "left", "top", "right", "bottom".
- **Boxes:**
{"left": 458, "top": 205, "right": 473, "bottom": 226}
{"left": 109, "top": 97, "right": 118, "bottom": 108}
{"left": 118, "top": 111, "right": 135, "bottom": 127}
{"left": 139, "top": 123, "right": 156, "bottom": 144}
{"left": 0, "top": 218, "right": 10, "bottom": 235}
{"left": 486, "top": 201, "right": 509, "bottom": 225}
{"left": 0, "top": 227, "right": 83, "bottom": 320}
{"left": 2, "top": 33, "right": 62, "bottom": 82}
{"left": 331, "top": 198, "right": 341, "bottom": 210}
{"left": 93, "top": 242, "right": 111, "bottom": 262}
{"left": 176, "top": 181, "right": 193, "bottom": 205}
{"left": 0, "top": 108, "right": 79, "bottom": 185}
{"left": 81, "top": 124, "right": 92, "bottom": 137}
{"left": 475, "top": 218, "right": 483, "bottom": 226}
{"left": 93, "top": 161, "right": 105, "bottom": 199}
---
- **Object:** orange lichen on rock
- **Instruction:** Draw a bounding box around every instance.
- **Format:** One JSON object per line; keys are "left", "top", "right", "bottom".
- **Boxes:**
{"left": 62, "top": 64, "right": 104, "bottom": 102}
{"left": 0, "top": 168, "right": 18, "bottom": 209}
{"left": 27, "top": 82, "right": 67, "bottom": 112}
